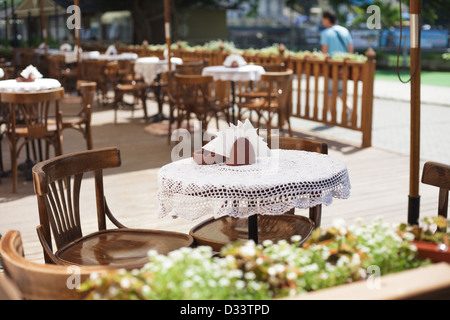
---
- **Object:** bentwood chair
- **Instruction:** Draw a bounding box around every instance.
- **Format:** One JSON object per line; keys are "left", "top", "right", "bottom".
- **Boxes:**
{"left": 0, "top": 230, "right": 108, "bottom": 300}
{"left": 60, "top": 81, "right": 97, "bottom": 150}
{"left": 189, "top": 136, "right": 326, "bottom": 251}
{"left": 422, "top": 162, "right": 450, "bottom": 223}
{"left": 32, "top": 148, "right": 193, "bottom": 270}
{"left": 2, "top": 88, "right": 65, "bottom": 193}
{"left": 173, "top": 74, "right": 230, "bottom": 137}
{"left": 113, "top": 61, "right": 149, "bottom": 124}
{"left": 237, "top": 70, "right": 294, "bottom": 137}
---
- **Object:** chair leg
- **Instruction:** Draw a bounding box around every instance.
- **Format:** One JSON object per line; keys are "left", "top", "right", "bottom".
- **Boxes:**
{"left": 141, "top": 90, "right": 149, "bottom": 122}
{"left": 309, "top": 205, "right": 322, "bottom": 229}
{"left": 10, "top": 141, "right": 17, "bottom": 193}
{"left": 85, "top": 124, "right": 93, "bottom": 150}
{"left": 167, "top": 106, "right": 174, "bottom": 146}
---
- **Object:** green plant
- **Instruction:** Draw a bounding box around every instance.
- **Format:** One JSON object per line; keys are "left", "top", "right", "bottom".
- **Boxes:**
{"left": 80, "top": 218, "right": 429, "bottom": 300}
{"left": 398, "top": 216, "right": 449, "bottom": 246}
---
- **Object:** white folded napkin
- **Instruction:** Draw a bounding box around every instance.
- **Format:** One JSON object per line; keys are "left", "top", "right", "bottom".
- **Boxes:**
{"left": 106, "top": 45, "right": 118, "bottom": 56}
{"left": 20, "top": 65, "right": 43, "bottom": 79}
{"left": 60, "top": 43, "right": 72, "bottom": 52}
{"left": 0, "top": 68, "right": 4, "bottom": 79}
{"left": 203, "top": 119, "right": 270, "bottom": 158}
{"left": 223, "top": 54, "right": 247, "bottom": 68}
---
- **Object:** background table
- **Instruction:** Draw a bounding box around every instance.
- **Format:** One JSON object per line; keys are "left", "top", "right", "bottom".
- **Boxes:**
{"left": 0, "top": 78, "right": 62, "bottom": 93}
{"left": 158, "top": 149, "right": 351, "bottom": 242}
{"left": 202, "top": 65, "right": 266, "bottom": 124}
{"left": 134, "top": 57, "right": 183, "bottom": 84}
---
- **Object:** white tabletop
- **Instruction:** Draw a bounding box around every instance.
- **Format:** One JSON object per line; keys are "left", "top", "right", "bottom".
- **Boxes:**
{"left": 202, "top": 65, "right": 266, "bottom": 82}
{"left": 158, "top": 149, "right": 351, "bottom": 220}
{"left": 0, "top": 78, "right": 62, "bottom": 93}
{"left": 93, "top": 53, "right": 139, "bottom": 61}
{"left": 134, "top": 57, "right": 183, "bottom": 84}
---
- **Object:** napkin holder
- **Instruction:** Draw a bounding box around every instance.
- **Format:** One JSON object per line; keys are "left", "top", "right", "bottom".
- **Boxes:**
{"left": 16, "top": 74, "right": 36, "bottom": 83}
{"left": 226, "top": 138, "right": 256, "bottom": 166}
{"left": 193, "top": 150, "right": 225, "bottom": 165}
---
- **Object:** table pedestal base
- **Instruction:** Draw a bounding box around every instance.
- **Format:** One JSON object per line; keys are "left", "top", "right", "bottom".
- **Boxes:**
{"left": 248, "top": 215, "right": 259, "bottom": 244}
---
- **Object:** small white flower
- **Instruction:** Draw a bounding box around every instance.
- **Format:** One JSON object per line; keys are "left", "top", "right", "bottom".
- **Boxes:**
{"left": 219, "top": 278, "right": 230, "bottom": 287}
{"left": 120, "top": 278, "right": 131, "bottom": 289}
{"left": 291, "top": 235, "right": 302, "bottom": 243}
{"left": 245, "top": 272, "right": 256, "bottom": 280}
{"left": 402, "top": 232, "right": 415, "bottom": 242}
{"left": 287, "top": 272, "right": 297, "bottom": 280}
{"left": 235, "top": 280, "right": 246, "bottom": 290}
{"left": 262, "top": 240, "right": 273, "bottom": 247}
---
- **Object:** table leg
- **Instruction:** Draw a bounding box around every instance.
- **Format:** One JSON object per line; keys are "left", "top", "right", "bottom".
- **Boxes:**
{"left": 147, "top": 74, "right": 169, "bottom": 123}
{"left": 231, "top": 81, "right": 236, "bottom": 124}
{"left": 248, "top": 215, "right": 259, "bottom": 244}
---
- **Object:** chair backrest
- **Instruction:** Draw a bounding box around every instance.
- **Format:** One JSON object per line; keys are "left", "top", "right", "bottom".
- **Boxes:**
{"left": 176, "top": 60, "right": 206, "bottom": 75}
{"left": 175, "top": 74, "right": 214, "bottom": 107}
{"left": 422, "top": 162, "right": 450, "bottom": 219}
{"left": 261, "top": 70, "right": 294, "bottom": 108}
{"left": 0, "top": 230, "right": 107, "bottom": 300}
{"left": 269, "top": 136, "right": 328, "bottom": 155}
{"left": 32, "top": 148, "right": 121, "bottom": 254}
{"left": 1, "top": 88, "right": 65, "bottom": 139}
{"left": 48, "top": 55, "right": 65, "bottom": 80}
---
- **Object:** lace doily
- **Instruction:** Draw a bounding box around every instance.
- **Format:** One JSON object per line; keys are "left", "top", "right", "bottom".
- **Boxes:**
{"left": 158, "top": 150, "right": 351, "bottom": 220}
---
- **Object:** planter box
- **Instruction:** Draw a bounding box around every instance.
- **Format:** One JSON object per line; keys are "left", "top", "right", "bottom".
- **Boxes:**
{"left": 287, "top": 263, "right": 450, "bottom": 300}
{"left": 413, "top": 241, "right": 450, "bottom": 264}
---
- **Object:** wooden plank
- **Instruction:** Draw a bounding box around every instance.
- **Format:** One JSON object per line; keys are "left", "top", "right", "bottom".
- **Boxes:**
{"left": 287, "top": 263, "right": 450, "bottom": 300}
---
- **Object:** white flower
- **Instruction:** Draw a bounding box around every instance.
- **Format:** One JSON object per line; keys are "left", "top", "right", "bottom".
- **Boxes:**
{"left": 291, "top": 235, "right": 302, "bottom": 243}
{"left": 245, "top": 272, "right": 256, "bottom": 280}
{"left": 287, "top": 272, "right": 297, "bottom": 280}
{"left": 120, "top": 278, "right": 131, "bottom": 289}
{"left": 235, "top": 280, "right": 246, "bottom": 290}
{"left": 219, "top": 278, "right": 230, "bottom": 287}
{"left": 262, "top": 240, "right": 273, "bottom": 247}
{"left": 402, "top": 232, "right": 415, "bottom": 242}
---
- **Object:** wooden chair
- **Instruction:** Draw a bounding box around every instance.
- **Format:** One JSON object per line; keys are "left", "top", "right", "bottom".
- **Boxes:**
{"left": 81, "top": 60, "right": 109, "bottom": 105}
{"left": 0, "top": 102, "right": 8, "bottom": 176}
{"left": 32, "top": 148, "right": 193, "bottom": 269}
{"left": 48, "top": 55, "right": 78, "bottom": 91}
{"left": 2, "top": 88, "right": 65, "bottom": 193}
{"left": 113, "top": 62, "right": 149, "bottom": 124}
{"left": 175, "top": 60, "right": 206, "bottom": 75}
{"left": 237, "top": 70, "right": 294, "bottom": 137}
{"left": 60, "top": 81, "right": 97, "bottom": 150}
{"left": 422, "top": 162, "right": 450, "bottom": 221}
{"left": 189, "top": 136, "right": 327, "bottom": 251}
{"left": 0, "top": 230, "right": 107, "bottom": 300}
{"left": 173, "top": 74, "right": 230, "bottom": 137}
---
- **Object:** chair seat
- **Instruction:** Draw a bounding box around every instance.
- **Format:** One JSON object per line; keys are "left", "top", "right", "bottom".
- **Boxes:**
{"left": 116, "top": 83, "right": 147, "bottom": 92}
{"left": 10, "top": 125, "right": 58, "bottom": 137}
{"left": 56, "top": 229, "right": 193, "bottom": 270}
{"left": 190, "top": 215, "right": 315, "bottom": 252}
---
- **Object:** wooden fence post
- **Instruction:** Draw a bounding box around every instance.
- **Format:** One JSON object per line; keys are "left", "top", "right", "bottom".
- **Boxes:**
{"left": 361, "top": 48, "right": 376, "bottom": 148}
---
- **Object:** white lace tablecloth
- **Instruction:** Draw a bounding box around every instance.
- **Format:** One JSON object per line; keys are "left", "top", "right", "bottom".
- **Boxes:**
{"left": 134, "top": 57, "right": 183, "bottom": 84}
{"left": 202, "top": 65, "right": 266, "bottom": 82}
{"left": 0, "top": 78, "right": 62, "bottom": 93}
{"left": 158, "top": 149, "right": 351, "bottom": 220}
{"left": 84, "top": 53, "right": 139, "bottom": 61}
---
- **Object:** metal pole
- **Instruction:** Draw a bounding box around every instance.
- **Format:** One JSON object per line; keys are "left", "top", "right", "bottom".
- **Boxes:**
{"left": 408, "top": 0, "right": 422, "bottom": 225}
{"left": 54, "top": 1, "right": 59, "bottom": 43}
{"left": 74, "top": 0, "right": 81, "bottom": 80}
{"left": 164, "top": 0, "right": 172, "bottom": 74}
{"left": 40, "top": 0, "right": 48, "bottom": 54}
{"left": 3, "top": 1, "right": 8, "bottom": 42}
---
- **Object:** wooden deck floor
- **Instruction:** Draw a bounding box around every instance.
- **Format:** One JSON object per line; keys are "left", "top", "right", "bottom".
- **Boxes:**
{"left": 0, "top": 96, "right": 440, "bottom": 264}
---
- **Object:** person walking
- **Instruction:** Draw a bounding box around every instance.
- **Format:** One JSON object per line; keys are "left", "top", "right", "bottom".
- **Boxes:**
{"left": 320, "top": 10, "right": 354, "bottom": 122}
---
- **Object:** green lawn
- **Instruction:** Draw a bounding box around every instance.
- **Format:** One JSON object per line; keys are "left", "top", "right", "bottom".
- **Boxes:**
{"left": 375, "top": 70, "right": 450, "bottom": 87}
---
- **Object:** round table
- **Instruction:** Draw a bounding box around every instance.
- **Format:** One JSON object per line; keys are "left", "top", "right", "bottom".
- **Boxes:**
{"left": 202, "top": 64, "right": 266, "bottom": 124}
{"left": 134, "top": 57, "right": 183, "bottom": 84}
{"left": 0, "top": 78, "right": 62, "bottom": 93}
{"left": 158, "top": 149, "right": 351, "bottom": 242}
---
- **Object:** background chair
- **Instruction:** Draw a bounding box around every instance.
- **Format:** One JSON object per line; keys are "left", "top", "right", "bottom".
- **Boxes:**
{"left": 0, "top": 230, "right": 107, "bottom": 300}
{"left": 173, "top": 74, "right": 230, "bottom": 138}
{"left": 113, "top": 61, "right": 149, "bottom": 124}
{"left": 422, "top": 162, "right": 449, "bottom": 222}
{"left": 237, "top": 70, "right": 294, "bottom": 137}
{"left": 60, "top": 81, "right": 97, "bottom": 150}
{"left": 189, "top": 136, "right": 327, "bottom": 251}
{"left": 32, "top": 148, "right": 193, "bottom": 269}
{"left": 2, "top": 88, "right": 65, "bottom": 193}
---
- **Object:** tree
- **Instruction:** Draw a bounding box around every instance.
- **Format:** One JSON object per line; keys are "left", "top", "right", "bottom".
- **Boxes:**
{"left": 104, "top": 0, "right": 259, "bottom": 44}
